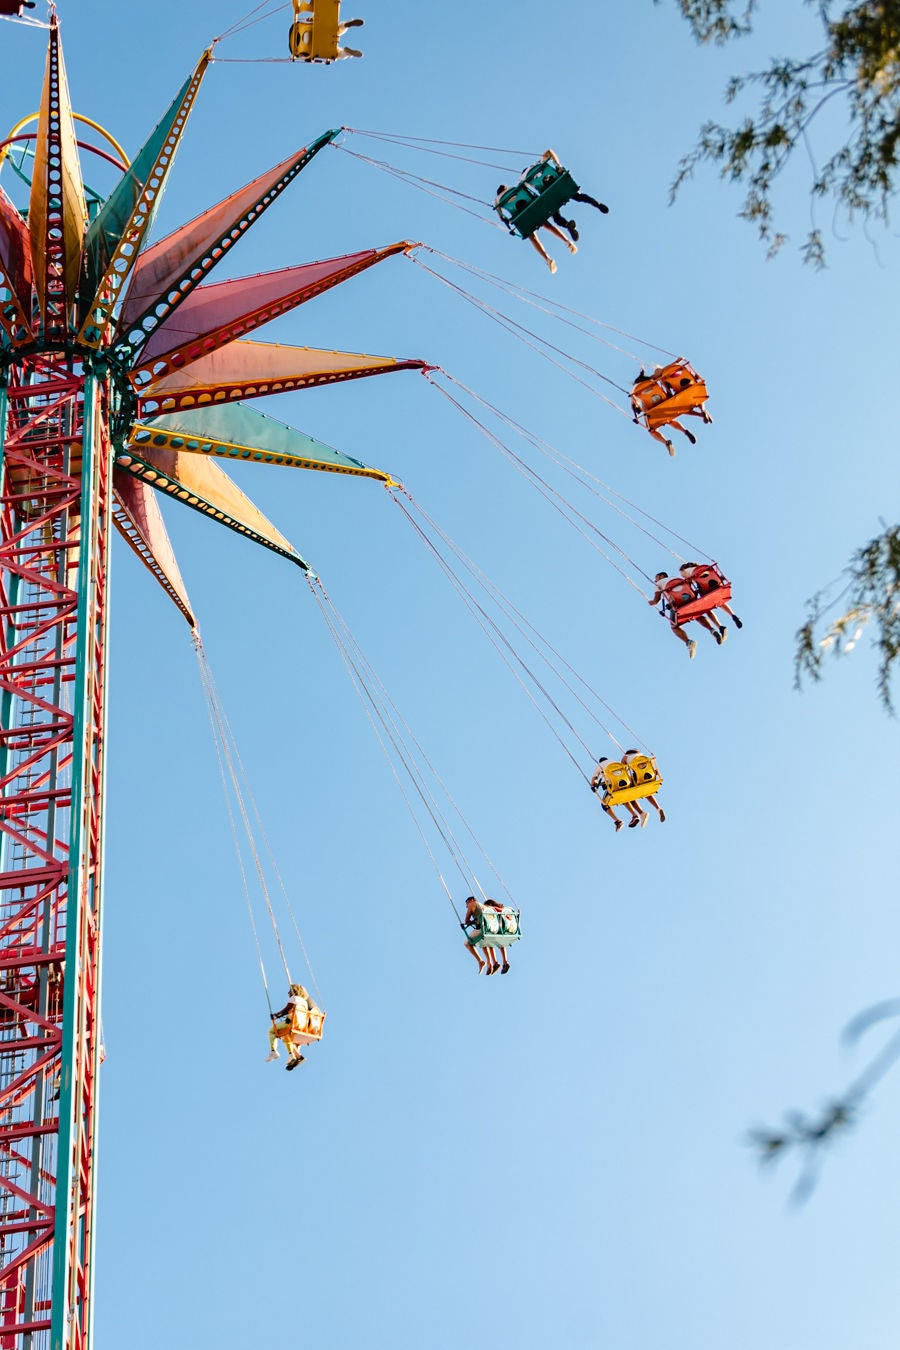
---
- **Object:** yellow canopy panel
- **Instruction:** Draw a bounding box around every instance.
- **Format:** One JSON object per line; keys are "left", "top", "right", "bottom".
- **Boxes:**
{"left": 116, "top": 441, "right": 312, "bottom": 571}
{"left": 29, "top": 15, "right": 87, "bottom": 320}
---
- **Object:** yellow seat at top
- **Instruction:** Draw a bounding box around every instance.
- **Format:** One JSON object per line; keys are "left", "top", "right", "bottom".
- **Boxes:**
{"left": 289, "top": 0, "right": 342, "bottom": 62}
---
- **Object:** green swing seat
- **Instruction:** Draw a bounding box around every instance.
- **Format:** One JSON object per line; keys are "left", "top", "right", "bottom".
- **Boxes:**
{"left": 495, "top": 160, "right": 580, "bottom": 239}
{"left": 466, "top": 905, "right": 521, "bottom": 950}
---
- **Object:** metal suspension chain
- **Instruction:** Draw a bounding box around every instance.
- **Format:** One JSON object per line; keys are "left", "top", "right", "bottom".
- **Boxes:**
{"left": 194, "top": 632, "right": 292, "bottom": 990}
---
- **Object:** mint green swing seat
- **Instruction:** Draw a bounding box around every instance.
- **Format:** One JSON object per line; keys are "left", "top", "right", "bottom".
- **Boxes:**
{"left": 495, "top": 159, "right": 580, "bottom": 240}
{"left": 465, "top": 905, "right": 521, "bottom": 949}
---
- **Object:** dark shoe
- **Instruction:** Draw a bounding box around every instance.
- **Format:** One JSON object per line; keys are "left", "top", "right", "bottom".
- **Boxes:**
{"left": 628, "top": 815, "right": 640, "bottom": 828}
{"left": 501, "top": 963, "right": 510, "bottom": 974}
{"left": 733, "top": 615, "right": 743, "bottom": 629}
{"left": 286, "top": 1055, "right": 305, "bottom": 1071}
{"left": 714, "top": 629, "right": 723, "bottom": 645}
{"left": 598, "top": 202, "right": 610, "bottom": 213}
{"left": 658, "top": 809, "right": 666, "bottom": 823}
{"left": 685, "top": 429, "right": 696, "bottom": 445}
{"left": 344, "top": 16, "right": 364, "bottom": 25}
{"left": 567, "top": 221, "right": 579, "bottom": 242}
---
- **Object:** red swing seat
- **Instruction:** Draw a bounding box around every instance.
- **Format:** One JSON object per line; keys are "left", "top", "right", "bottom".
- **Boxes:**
{"left": 675, "top": 564, "right": 731, "bottom": 623}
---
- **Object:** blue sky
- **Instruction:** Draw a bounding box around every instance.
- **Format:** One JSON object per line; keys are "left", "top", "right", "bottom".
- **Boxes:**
{"left": 3, "top": 3, "right": 899, "bottom": 1347}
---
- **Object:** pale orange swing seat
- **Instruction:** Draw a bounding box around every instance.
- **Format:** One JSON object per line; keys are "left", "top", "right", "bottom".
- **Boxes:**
{"left": 273, "top": 1004, "right": 326, "bottom": 1051}
{"left": 630, "top": 358, "right": 712, "bottom": 451}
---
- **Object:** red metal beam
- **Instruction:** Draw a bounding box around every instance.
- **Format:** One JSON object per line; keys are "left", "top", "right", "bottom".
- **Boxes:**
{"left": 0, "top": 358, "right": 108, "bottom": 1349}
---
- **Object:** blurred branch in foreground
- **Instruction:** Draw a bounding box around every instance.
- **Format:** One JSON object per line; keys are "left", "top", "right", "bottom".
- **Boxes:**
{"left": 749, "top": 999, "right": 900, "bottom": 1202}
{"left": 795, "top": 523, "right": 900, "bottom": 714}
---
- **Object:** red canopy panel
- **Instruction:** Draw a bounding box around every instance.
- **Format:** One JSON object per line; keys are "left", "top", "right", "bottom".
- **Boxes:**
{"left": 128, "top": 243, "right": 412, "bottom": 384}
{"left": 0, "top": 185, "right": 33, "bottom": 342}
{"left": 114, "top": 130, "right": 337, "bottom": 348}
{"left": 137, "top": 340, "right": 429, "bottom": 414}
{"left": 112, "top": 469, "right": 195, "bottom": 628}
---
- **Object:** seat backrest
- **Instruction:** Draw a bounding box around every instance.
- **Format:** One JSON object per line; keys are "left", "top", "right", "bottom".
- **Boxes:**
{"left": 496, "top": 184, "right": 537, "bottom": 219}
{"left": 601, "top": 761, "right": 631, "bottom": 791}
{"left": 523, "top": 160, "right": 563, "bottom": 193}
{"left": 625, "top": 754, "right": 658, "bottom": 784}
{"left": 631, "top": 380, "right": 666, "bottom": 413}
{"left": 692, "top": 564, "right": 727, "bottom": 594}
{"left": 664, "top": 577, "right": 694, "bottom": 608}
{"left": 486, "top": 910, "right": 503, "bottom": 935}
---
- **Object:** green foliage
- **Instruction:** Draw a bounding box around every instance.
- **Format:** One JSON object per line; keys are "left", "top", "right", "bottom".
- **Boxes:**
{"left": 670, "top": 1, "right": 900, "bottom": 260}
{"left": 673, "top": 0, "right": 758, "bottom": 42}
{"left": 795, "top": 523, "right": 900, "bottom": 712}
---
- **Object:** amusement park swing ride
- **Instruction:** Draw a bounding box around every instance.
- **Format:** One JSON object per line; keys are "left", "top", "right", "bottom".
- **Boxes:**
{"left": 0, "top": 2, "right": 740, "bottom": 1344}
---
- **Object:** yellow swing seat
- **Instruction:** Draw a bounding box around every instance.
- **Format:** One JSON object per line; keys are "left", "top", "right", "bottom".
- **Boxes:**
{"left": 289, "top": 0, "right": 342, "bottom": 62}
{"left": 598, "top": 757, "right": 663, "bottom": 807}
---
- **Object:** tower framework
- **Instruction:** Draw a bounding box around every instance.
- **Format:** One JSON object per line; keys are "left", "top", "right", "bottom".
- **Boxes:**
{"left": 0, "top": 14, "right": 423, "bottom": 1345}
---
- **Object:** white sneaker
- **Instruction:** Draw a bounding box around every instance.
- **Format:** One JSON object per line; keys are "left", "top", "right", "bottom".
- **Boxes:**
{"left": 264, "top": 1051, "right": 279, "bottom": 1062}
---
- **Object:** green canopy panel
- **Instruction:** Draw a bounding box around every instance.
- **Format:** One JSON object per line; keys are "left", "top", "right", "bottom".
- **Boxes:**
{"left": 129, "top": 402, "right": 397, "bottom": 483}
{"left": 78, "top": 51, "right": 211, "bottom": 344}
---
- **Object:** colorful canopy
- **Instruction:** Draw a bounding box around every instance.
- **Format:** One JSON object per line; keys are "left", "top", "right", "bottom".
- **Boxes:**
{"left": 129, "top": 244, "right": 413, "bottom": 383}
{"left": 28, "top": 18, "right": 86, "bottom": 329}
{"left": 0, "top": 19, "right": 423, "bottom": 628}
{"left": 114, "top": 130, "right": 339, "bottom": 353}
{"left": 137, "top": 341, "right": 427, "bottom": 415}
{"left": 116, "top": 442, "right": 312, "bottom": 572}
{"left": 128, "top": 403, "right": 397, "bottom": 484}
{"left": 112, "top": 471, "right": 196, "bottom": 627}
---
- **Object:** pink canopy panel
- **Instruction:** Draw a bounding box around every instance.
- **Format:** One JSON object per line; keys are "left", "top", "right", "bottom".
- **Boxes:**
{"left": 128, "top": 243, "right": 412, "bottom": 383}
{"left": 112, "top": 469, "right": 195, "bottom": 627}
{"left": 115, "top": 132, "right": 337, "bottom": 344}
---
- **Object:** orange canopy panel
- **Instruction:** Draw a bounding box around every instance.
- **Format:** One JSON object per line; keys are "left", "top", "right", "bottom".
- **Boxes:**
{"left": 112, "top": 469, "right": 195, "bottom": 628}
{"left": 129, "top": 243, "right": 412, "bottom": 381}
{"left": 115, "top": 441, "right": 310, "bottom": 570}
{"left": 28, "top": 16, "right": 87, "bottom": 318}
{"left": 138, "top": 340, "right": 426, "bottom": 413}
{"left": 115, "top": 131, "right": 338, "bottom": 345}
